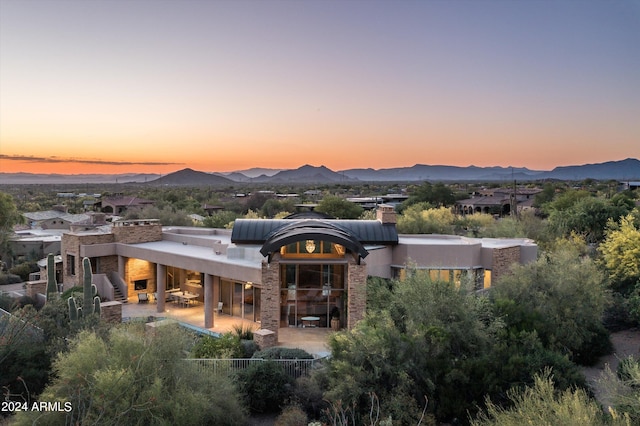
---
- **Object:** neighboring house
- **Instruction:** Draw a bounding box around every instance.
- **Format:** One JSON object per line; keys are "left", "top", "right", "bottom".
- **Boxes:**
{"left": 60, "top": 206, "right": 537, "bottom": 349}
{"left": 99, "top": 196, "right": 154, "bottom": 215}
{"left": 202, "top": 204, "right": 224, "bottom": 216}
{"left": 7, "top": 212, "right": 109, "bottom": 267}
{"left": 23, "top": 206, "right": 90, "bottom": 230}
{"left": 455, "top": 187, "right": 542, "bottom": 216}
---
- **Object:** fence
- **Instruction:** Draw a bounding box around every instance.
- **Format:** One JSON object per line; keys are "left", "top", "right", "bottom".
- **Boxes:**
{"left": 184, "top": 357, "right": 326, "bottom": 379}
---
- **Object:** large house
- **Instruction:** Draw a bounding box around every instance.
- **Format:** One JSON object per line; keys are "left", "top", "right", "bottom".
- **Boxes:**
{"left": 455, "top": 187, "right": 542, "bottom": 216}
{"left": 60, "top": 206, "right": 537, "bottom": 348}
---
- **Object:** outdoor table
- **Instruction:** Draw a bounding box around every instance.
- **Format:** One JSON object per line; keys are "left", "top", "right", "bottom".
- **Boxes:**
{"left": 301, "top": 316, "right": 320, "bottom": 328}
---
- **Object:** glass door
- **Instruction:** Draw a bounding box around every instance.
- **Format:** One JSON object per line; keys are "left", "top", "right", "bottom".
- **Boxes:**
{"left": 233, "top": 282, "right": 243, "bottom": 317}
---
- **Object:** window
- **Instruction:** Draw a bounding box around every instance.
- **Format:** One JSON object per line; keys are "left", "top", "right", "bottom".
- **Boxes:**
{"left": 67, "top": 254, "right": 76, "bottom": 276}
{"left": 280, "top": 241, "right": 346, "bottom": 258}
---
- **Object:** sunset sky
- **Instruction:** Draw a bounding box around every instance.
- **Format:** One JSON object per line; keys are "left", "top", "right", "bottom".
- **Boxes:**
{"left": 1, "top": 0, "right": 638, "bottom": 175}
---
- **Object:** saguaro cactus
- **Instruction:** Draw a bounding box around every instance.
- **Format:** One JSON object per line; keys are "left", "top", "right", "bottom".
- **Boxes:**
{"left": 45, "top": 253, "right": 57, "bottom": 299}
{"left": 68, "top": 257, "right": 101, "bottom": 320}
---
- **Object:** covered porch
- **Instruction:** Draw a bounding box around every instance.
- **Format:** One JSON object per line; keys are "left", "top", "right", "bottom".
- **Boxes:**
{"left": 121, "top": 295, "right": 331, "bottom": 357}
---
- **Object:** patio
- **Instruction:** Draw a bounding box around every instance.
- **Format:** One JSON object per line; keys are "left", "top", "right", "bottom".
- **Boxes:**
{"left": 121, "top": 296, "right": 332, "bottom": 357}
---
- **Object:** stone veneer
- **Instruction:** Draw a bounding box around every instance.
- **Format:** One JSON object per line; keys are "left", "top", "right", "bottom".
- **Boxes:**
{"left": 100, "top": 301, "right": 122, "bottom": 323}
{"left": 347, "top": 256, "right": 367, "bottom": 329}
{"left": 259, "top": 258, "right": 281, "bottom": 342}
{"left": 125, "top": 258, "right": 156, "bottom": 297}
{"left": 112, "top": 221, "right": 162, "bottom": 244}
{"left": 61, "top": 233, "right": 114, "bottom": 288}
{"left": 254, "top": 329, "right": 277, "bottom": 350}
{"left": 25, "top": 280, "right": 46, "bottom": 299}
{"left": 492, "top": 246, "right": 521, "bottom": 284}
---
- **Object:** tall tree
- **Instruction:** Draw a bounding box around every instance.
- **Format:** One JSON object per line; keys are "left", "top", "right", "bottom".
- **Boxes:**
{"left": 491, "top": 237, "right": 611, "bottom": 364}
{"left": 0, "top": 192, "right": 23, "bottom": 265}
{"left": 315, "top": 195, "right": 363, "bottom": 219}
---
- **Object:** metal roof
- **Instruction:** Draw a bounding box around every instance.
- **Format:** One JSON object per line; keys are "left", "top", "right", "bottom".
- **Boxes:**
{"left": 259, "top": 221, "right": 369, "bottom": 258}
{"left": 231, "top": 218, "right": 398, "bottom": 246}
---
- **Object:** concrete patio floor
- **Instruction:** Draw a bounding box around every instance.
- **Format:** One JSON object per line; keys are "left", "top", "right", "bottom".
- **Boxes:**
{"left": 121, "top": 296, "right": 332, "bottom": 357}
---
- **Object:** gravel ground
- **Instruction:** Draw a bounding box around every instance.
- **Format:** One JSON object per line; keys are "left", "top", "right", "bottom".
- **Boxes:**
{"left": 582, "top": 328, "right": 640, "bottom": 408}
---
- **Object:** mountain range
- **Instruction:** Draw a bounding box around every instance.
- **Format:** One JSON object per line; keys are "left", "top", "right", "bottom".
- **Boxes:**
{"left": 1, "top": 158, "right": 639, "bottom": 185}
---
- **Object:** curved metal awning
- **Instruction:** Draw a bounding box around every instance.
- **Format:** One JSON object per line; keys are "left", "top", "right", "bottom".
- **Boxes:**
{"left": 259, "top": 220, "right": 369, "bottom": 259}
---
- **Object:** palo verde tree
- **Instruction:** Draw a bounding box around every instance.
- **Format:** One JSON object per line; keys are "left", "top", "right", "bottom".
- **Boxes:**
{"left": 599, "top": 211, "right": 640, "bottom": 295}
{"left": 491, "top": 236, "right": 611, "bottom": 365}
{"left": 13, "top": 323, "right": 248, "bottom": 425}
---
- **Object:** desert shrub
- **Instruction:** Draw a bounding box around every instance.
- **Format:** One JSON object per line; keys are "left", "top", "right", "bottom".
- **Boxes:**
{"left": 232, "top": 323, "right": 255, "bottom": 340}
{"left": 9, "top": 262, "right": 38, "bottom": 282}
{"left": 10, "top": 295, "right": 36, "bottom": 310}
{"left": 291, "top": 376, "right": 325, "bottom": 419}
{"left": 191, "top": 333, "right": 243, "bottom": 358}
{"left": 0, "top": 273, "right": 22, "bottom": 285}
{"left": 241, "top": 339, "right": 259, "bottom": 358}
{"left": 60, "top": 285, "right": 83, "bottom": 299}
{"left": 13, "top": 324, "right": 248, "bottom": 425}
{"left": 472, "top": 369, "right": 616, "bottom": 426}
{"left": 275, "top": 404, "right": 308, "bottom": 426}
{"left": 252, "top": 347, "right": 314, "bottom": 360}
{"left": 238, "top": 361, "right": 293, "bottom": 413}
{"left": 0, "top": 293, "right": 14, "bottom": 311}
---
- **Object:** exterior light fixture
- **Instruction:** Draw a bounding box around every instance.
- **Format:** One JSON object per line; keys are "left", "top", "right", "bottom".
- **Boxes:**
{"left": 305, "top": 240, "right": 316, "bottom": 253}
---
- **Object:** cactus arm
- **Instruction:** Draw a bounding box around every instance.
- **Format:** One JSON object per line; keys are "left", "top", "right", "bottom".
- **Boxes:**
{"left": 46, "top": 253, "right": 57, "bottom": 298}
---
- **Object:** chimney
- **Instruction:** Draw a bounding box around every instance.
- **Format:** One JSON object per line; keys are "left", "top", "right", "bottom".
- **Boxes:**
{"left": 376, "top": 205, "right": 397, "bottom": 225}
{"left": 52, "top": 204, "right": 67, "bottom": 213}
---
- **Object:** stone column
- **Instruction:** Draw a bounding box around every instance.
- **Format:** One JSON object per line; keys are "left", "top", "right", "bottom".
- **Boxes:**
{"left": 260, "top": 258, "right": 280, "bottom": 345}
{"left": 204, "top": 273, "right": 214, "bottom": 328}
{"left": 156, "top": 263, "right": 166, "bottom": 313}
{"left": 347, "top": 256, "right": 367, "bottom": 330}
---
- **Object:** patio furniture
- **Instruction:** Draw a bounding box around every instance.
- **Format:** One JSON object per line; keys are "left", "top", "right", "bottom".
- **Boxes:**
{"left": 216, "top": 301, "right": 223, "bottom": 314}
{"left": 138, "top": 293, "right": 149, "bottom": 303}
{"left": 301, "top": 316, "right": 320, "bottom": 328}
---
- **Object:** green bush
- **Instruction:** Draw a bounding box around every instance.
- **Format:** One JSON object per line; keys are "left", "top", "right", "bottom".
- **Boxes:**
{"left": 0, "top": 273, "right": 22, "bottom": 285}
{"left": 252, "top": 347, "right": 314, "bottom": 360}
{"left": 191, "top": 333, "right": 243, "bottom": 358}
{"left": 60, "top": 286, "right": 83, "bottom": 299}
{"left": 291, "top": 376, "right": 325, "bottom": 420}
{"left": 232, "top": 323, "right": 255, "bottom": 340}
{"left": 238, "top": 360, "right": 293, "bottom": 413}
{"left": 275, "top": 404, "right": 308, "bottom": 426}
{"left": 9, "top": 262, "right": 38, "bottom": 282}
{"left": 241, "top": 339, "right": 259, "bottom": 358}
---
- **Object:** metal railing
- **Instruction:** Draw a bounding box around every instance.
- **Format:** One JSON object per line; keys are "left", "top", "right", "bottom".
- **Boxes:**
{"left": 184, "top": 357, "right": 326, "bottom": 379}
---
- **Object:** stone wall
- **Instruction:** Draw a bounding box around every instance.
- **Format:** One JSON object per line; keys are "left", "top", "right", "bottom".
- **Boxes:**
{"left": 347, "top": 256, "right": 367, "bottom": 330}
{"left": 260, "top": 258, "right": 281, "bottom": 345}
{"left": 113, "top": 223, "right": 162, "bottom": 244}
{"left": 97, "top": 255, "right": 118, "bottom": 275}
{"left": 25, "top": 280, "right": 46, "bottom": 299}
{"left": 492, "top": 246, "right": 521, "bottom": 285}
{"left": 100, "top": 301, "right": 122, "bottom": 323}
{"left": 61, "top": 233, "right": 114, "bottom": 288}
{"left": 254, "top": 329, "right": 277, "bottom": 350}
{"left": 125, "top": 258, "right": 156, "bottom": 297}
